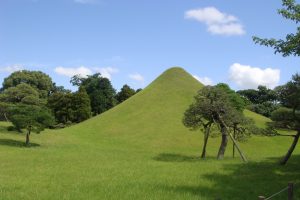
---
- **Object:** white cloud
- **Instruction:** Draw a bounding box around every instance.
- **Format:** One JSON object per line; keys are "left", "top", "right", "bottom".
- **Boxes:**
{"left": 0, "top": 65, "right": 23, "bottom": 73}
{"left": 228, "top": 63, "right": 280, "bottom": 89}
{"left": 185, "top": 7, "right": 245, "bottom": 36}
{"left": 55, "top": 66, "right": 92, "bottom": 77}
{"left": 193, "top": 75, "right": 213, "bottom": 85}
{"left": 129, "top": 73, "right": 144, "bottom": 82}
{"left": 93, "top": 67, "right": 119, "bottom": 79}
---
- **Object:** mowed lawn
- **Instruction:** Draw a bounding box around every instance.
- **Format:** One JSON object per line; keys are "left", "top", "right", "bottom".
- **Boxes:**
{"left": 0, "top": 68, "right": 299, "bottom": 200}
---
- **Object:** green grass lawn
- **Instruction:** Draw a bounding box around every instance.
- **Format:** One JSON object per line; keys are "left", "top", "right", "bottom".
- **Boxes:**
{"left": 0, "top": 67, "right": 299, "bottom": 200}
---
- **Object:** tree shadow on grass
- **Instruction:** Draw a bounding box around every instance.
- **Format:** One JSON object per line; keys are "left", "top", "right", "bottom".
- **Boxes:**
{"left": 153, "top": 153, "right": 208, "bottom": 162}
{"left": 159, "top": 155, "right": 300, "bottom": 200}
{"left": 0, "top": 139, "right": 40, "bottom": 148}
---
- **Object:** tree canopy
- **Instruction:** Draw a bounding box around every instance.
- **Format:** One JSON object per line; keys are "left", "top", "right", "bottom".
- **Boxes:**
{"left": 2, "top": 70, "right": 54, "bottom": 98}
{"left": 71, "top": 73, "right": 116, "bottom": 115}
{"left": 253, "top": 0, "right": 300, "bottom": 57}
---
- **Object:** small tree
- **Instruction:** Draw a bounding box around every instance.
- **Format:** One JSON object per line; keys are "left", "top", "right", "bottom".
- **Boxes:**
{"left": 9, "top": 105, "right": 54, "bottom": 146}
{"left": 270, "top": 74, "right": 300, "bottom": 165}
{"left": 72, "top": 87, "right": 91, "bottom": 122}
{"left": 183, "top": 101, "right": 214, "bottom": 158}
{"left": 71, "top": 73, "right": 116, "bottom": 115}
{"left": 184, "top": 86, "right": 247, "bottom": 161}
{"left": 116, "top": 84, "right": 136, "bottom": 104}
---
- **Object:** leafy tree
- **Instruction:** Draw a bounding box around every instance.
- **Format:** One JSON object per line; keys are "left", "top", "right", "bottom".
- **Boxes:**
{"left": 71, "top": 73, "right": 116, "bottom": 115}
{"left": 270, "top": 74, "right": 300, "bottom": 165}
{"left": 2, "top": 70, "right": 54, "bottom": 98}
{"left": 253, "top": 0, "right": 300, "bottom": 57}
{"left": 216, "top": 83, "right": 246, "bottom": 112}
{"left": 136, "top": 88, "right": 142, "bottom": 93}
{"left": 9, "top": 105, "right": 54, "bottom": 146}
{"left": 183, "top": 99, "right": 214, "bottom": 158}
{"left": 47, "top": 91, "right": 74, "bottom": 123}
{"left": 72, "top": 87, "right": 91, "bottom": 122}
{"left": 184, "top": 86, "right": 247, "bottom": 161}
{"left": 116, "top": 84, "right": 136, "bottom": 104}
{"left": 237, "top": 85, "right": 279, "bottom": 117}
{"left": 0, "top": 83, "right": 44, "bottom": 106}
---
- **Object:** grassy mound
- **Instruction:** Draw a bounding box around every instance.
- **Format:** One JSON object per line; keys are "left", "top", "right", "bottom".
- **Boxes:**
{"left": 0, "top": 67, "right": 299, "bottom": 200}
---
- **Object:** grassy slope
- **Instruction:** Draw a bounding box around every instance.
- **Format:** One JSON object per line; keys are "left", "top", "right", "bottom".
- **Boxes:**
{"left": 0, "top": 67, "right": 299, "bottom": 200}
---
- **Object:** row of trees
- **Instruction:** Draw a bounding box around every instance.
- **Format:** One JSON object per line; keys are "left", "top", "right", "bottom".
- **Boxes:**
{"left": 0, "top": 71, "right": 140, "bottom": 145}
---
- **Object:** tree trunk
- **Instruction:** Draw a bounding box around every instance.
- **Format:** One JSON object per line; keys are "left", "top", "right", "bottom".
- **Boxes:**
{"left": 279, "top": 130, "right": 300, "bottom": 165}
{"left": 233, "top": 126, "right": 236, "bottom": 158}
{"left": 25, "top": 127, "right": 31, "bottom": 146}
{"left": 228, "top": 132, "right": 248, "bottom": 162}
{"left": 201, "top": 125, "right": 211, "bottom": 158}
{"left": 217, "top": 124, "right": 228, "bottom": 159}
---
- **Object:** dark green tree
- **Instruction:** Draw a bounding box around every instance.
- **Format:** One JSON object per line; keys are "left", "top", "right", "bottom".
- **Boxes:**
{"left": 237, "top": 85, "right": 279, "bottom": 117}
{"left": 270, "top": 74, "right": 300, "bottom": 165}
{"left": 116, "top": 84, "right": 136, "bottom": 104}
{"left": 253, "top": 0, "right": 300, "bottom": 57}
{"left": 9, "top": 105, "right": 54, "bottom": 146}
{"left": 47, "top": 91, "right": 74, "bottom": 123}
{"left": 183, "top": 100, "right": 214, "bottom": 158}
{"left": 71, "top": 73, "right": 116, "bottom": 115}
{"left": 216, "top": 83, "right": 246, "bottom": 112}
{"left": 0, "top": 83, "right": 44, "bottom": 106}
{"left": 72, "top": 87, "right": 91, "bottom": 122}
{"left": 2, "top": 70, "right": 54, "bottom": 98}
{"left": 184, "top": 86, "right": 247, "bottom": 161}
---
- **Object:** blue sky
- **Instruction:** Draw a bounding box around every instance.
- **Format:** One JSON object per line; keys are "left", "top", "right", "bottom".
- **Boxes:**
{"left": 0, "top": 0, "right": 298, "bottom": 91}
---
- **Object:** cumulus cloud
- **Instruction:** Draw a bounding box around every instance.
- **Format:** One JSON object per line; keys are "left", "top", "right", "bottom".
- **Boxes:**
{"left": 55, "top": 66, "right": 92, "bottom": 78}
{"left": 129, "top": 73, "right": 144, "bottom": 82}
{"left": 0, "top": 65, "right": 23, "bottom": 73}
{"left": 185, "top": 7, "right": 245, "bottom": 36}
{"left": 229, "top": 63, "right": 280, "bottom": 89}
{"left": 94, "top": 67, "right": 119, "bottom": 79}
{"left": 193, "top": 75, "right": 213, "bottom": 85}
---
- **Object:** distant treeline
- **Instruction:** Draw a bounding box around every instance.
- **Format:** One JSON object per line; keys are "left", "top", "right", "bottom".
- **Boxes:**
{"left": 0, "top": 70, "right": 141, "bottom": 128}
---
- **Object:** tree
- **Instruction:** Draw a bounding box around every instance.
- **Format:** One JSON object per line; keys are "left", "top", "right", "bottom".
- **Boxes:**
{"left": 270, "top": 74, "right": 300, "bottom": 165}
{"left": 0, "top": 83, "right": 44, "bottom": 106}
{"left": 71, "top": 73, "right": 116, "bottom": 115}
{"left": 9, "top": 105, "right": 54, "bottom": 146}
{"left": 47, "top": 91, "right": 74, "bottom": 123}
{"left": 116, "top": 84, "right": 136, "bottom": 104}
{"left": 2, "top": 70, "right": 54, "bottom": 98}
{"left": 215, "top": 83, "right": 246, "bottom": 112}
{"left": 184, "top": 86, "right": 247, "bottom": 161}
{"left": 253, "top": 0, "right": 300, "bottom": 57}
{"left": 183, "top": 100, "right": 214, "bottom": 158}
{"left": 72, "top": 87, "right": 91, "bottom": 122}
{"left": 237, "top": 86, "right": 279, "bottom": 117}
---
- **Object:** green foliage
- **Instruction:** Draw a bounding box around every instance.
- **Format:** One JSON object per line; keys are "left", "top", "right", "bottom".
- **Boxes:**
{"left": 71, "top": 73, "right": 116, "bottom": 115}
{"left": 9, "top": 104, "right": 54, "bottom": 133}
{"left": 253, "top": 0, "right": 300, "bottom": 57}
{"left": 72, "top": 87, "right": 91, "bottom": 122}
{"left": 272, "top": 73, "right": 300, "bottom": 130}
{"left": 116, "top": 84, "right": 136, "bottom": 104}
{"left": 0, "top": 83, "right": 40, "bottom": 104}
{"left": 47, "top": 91, "right": 74, "bottom": 123}
{"left": 2, "top": 70, "right": 54, "bottom": 98}
{"left": 48, "top": 87, "right": 91, "bottom": 124}
{"left": 215, "top": 83, "right": 246, "bottom": 112}
{"left": 238, "top": 85, "right": 278, "bottom": 117}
